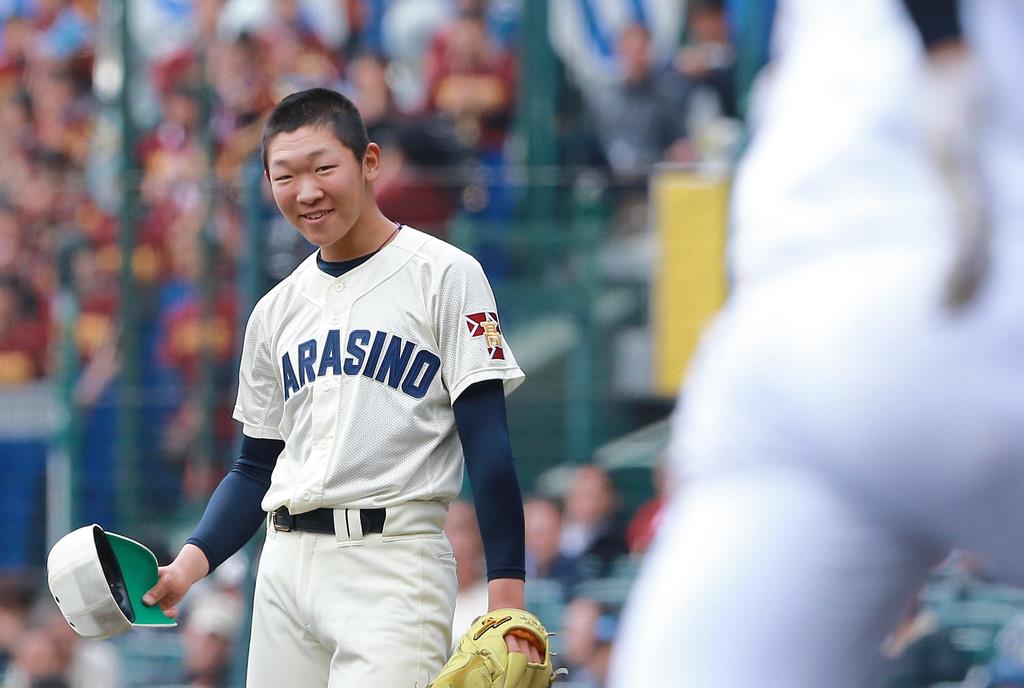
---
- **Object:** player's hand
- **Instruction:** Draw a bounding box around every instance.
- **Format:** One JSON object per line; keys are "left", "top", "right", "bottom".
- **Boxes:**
{"left": 918, "top": 42, "right": 991, "bottom": 311}
{"left": 505, "top": 628, "right": 544, "bottom": 664}
{"left": 436, "top": 608, "right": 555, "bottom": 687}
{"left": 486, "top": 579, "right": 543, "bottom": 663}
{"left": 142, "top": 544, "right": 209, "bottom": 618}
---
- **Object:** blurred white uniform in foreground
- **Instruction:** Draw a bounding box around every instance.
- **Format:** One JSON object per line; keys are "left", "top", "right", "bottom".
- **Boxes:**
{"left": 612, "top": 0, "right": 1024, "bottom": 685}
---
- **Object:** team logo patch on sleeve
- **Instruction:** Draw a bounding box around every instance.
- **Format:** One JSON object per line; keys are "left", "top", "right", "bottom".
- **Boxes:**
{"left": 465, "top": 312, "right": 505, "bottom": 360}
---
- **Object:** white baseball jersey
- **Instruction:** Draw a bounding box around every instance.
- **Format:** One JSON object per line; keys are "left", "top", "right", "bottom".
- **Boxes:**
{"left": 232, "top": 226, "right": 525, "bottom": 513}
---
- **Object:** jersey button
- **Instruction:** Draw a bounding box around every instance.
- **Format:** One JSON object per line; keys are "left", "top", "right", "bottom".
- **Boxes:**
{"left": 318, "top": 439, "right": 328, "bottom": 449}
{"left": 302, "top": 491, "right": 312, "bottom": 501}
{"left": 334, "top": 284, "right": 344, "bottom": 293}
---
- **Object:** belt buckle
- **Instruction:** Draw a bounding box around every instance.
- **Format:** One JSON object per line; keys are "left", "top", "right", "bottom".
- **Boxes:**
{"left": 272, "top": 510, "right": 291, "bottom": 532}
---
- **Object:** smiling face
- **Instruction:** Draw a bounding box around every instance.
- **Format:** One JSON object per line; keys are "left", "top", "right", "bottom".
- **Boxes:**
{"left": 266, "top": 124, "right": 382, "bottom": 257}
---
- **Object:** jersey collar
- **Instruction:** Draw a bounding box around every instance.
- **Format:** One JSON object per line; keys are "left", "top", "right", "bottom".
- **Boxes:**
{"left": 295, "top": 226, "right": 431, "bottom": 306}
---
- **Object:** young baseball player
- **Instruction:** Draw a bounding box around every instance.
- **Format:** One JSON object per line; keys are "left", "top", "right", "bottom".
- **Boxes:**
{"left": 142, "top": 87, "right": 544, "bottom": 686}
{"left": 612, "top": 0, "right": 1024, "bottom": 685}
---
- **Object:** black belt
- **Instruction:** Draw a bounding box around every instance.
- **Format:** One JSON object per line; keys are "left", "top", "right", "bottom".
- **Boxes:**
{"left": 272, "top": 507, "right": 386, "bottom": 535}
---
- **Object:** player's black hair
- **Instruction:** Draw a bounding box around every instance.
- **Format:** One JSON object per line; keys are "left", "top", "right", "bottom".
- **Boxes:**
{"left": 261, "top": 87, "right": 369, "bottom": 172}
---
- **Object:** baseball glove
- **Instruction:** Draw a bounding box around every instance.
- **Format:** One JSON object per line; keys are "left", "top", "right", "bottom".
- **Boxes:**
{"left": 432, "top": 608, "right": 557, "bottom": 688}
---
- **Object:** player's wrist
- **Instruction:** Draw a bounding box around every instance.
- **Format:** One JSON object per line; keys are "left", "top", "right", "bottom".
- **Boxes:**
{"left": 486, "top": 578, "right": 525, "bottom": 611}
{"left": 176, "top": 543, "right": 211, "bottom": 582}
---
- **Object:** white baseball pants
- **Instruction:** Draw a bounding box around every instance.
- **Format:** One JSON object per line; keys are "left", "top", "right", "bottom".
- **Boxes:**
{"left": 246, "top": 502, "right": 457, "bottom": 687}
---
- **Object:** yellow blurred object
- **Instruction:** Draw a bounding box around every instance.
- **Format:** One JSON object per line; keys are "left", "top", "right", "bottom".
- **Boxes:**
{"left": 0, "top": 352, "right": 32, "bottom": 384}
{"left": 651, "top": 166, "right": 730, "bottom": 397}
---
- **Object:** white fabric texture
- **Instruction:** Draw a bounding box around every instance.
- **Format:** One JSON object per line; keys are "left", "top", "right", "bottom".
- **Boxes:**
{"left": 232, "top": 227, "right": 524, "bottom": 513}
{"left": 612, "top": 0, "right": 1024, "bottom": 685}
{"left": 247, "top": 505, "right": 457, "bottom": 688}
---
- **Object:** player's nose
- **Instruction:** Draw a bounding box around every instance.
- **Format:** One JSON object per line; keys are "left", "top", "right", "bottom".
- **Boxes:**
{"left": 296, "top": 178, "right": 324, "bottom": 205}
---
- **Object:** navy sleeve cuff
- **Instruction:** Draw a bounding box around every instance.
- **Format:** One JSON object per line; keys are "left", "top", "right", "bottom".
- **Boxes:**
{"left": 486, "top": 567, "right": 527, "bottom": 582}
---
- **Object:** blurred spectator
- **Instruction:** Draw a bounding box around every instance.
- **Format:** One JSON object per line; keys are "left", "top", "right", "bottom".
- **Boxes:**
{"left": 0, "top": 277, "right": 48, "bottom": 384}
{"left": 573, "top": 21, "right": 697, "bottom": 235}
{"left": 339, "top": 0, "right": 377, "bottom": 62}
{"left": 524, "top": 496, "right": 581, "bottom": 598}
{"left": 424, "top": 8, "right": 517, "bottom": 273}
{"left": 36, "top": 1, "right": 94, "bottom": 62}
{"left": 381, "top": 0, "right": 449, "bottom": 109}
{"left": 0, "top": 577, "right": 35, "bottom": 678}
{"left": 179, "top": 591, "right": 243, "bottom": 688}
{"left": 4, "top": 604, "right": 122, "bottom": 688}
{"left": 68, "top": 243, "right": 117, "bottom": 404}
{"left": 585, "top": 23, "right": 694, "bottom": 189}
{"left": 560, "top": 466, "right": 628, "bottom": 577}
{"left": 344, "top": 52, "right": 398, "bottom": 142}
{"left": 343, "top": 48, "right": 462, "bottom": 236}
{"left": 625, "top": 460, "right": 674, "bottom": 555}
{"left": 584, "top": 614, "right": 617, "bottom": 688}
{"left": 215, "top": 0, "right": 347, "bottom": 53}
{"left": 465, "top": 0, "right": 521, "bottom": 50}
{"left": 41, "top": 607, "right": 121, "bottom": 688}
{"left": 557, "top": 596, "right": 602, "bottom": 679}
{"left": 208, "top": 33, "right": 275, "bottom": 182}
{"left": 444, "top": 500, "right": 488, "bottom": 642}
{"left": 375, "top": 120, "right": 462, "bottom": 239}
{"left": 549, "top": 0, "right": 684, "bottom": 89}
{"left": 425, "top": 9, "right": 515, "bottom": 156}
{"left": 260, "top": 14, "right": 343, "bottom": 103}
{"left": 5, "top": 627, "right": 63, "bottom": 688}
{"left": 673, "top": 0, "right": 737, "bottom": 119}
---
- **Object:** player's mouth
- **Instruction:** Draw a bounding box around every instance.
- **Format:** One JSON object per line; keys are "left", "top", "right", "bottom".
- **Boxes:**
{"left": 301, "top": 209, "right": 334, "bottom": 223}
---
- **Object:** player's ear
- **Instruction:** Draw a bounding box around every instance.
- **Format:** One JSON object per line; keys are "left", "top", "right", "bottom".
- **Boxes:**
{"left": 362, "top": 142, "right": 382, "bottom": 182}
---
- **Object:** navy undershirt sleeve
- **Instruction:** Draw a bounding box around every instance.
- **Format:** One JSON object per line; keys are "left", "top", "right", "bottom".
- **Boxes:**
{"left": 185, "top": 434, "right": 283, "bottom": 572}
{"left": 453, "top": 379, "right": 526, "bottom": 581}
{"left": 902, "top": 0, "right": 961, "bottom": 49}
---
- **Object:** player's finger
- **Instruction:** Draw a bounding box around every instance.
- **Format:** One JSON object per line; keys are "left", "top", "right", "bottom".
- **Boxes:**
{"left": 505, "top": 633, "right": 543, "bottom": 664}
{"left": 163, "top": 606, "right": 179, "bottom": 620}
{"left": 142, "top": 574, "right": 166, "bottom": 607}
{"left": 505, "top": 634, "right": 524, "bottom": 655}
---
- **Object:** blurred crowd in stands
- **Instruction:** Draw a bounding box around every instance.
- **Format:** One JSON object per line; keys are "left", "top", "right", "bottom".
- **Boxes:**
{"left": 0, "top": 0, "right": 736, "bottom": 386}
{"left": 0, "top": 0, "right": 738, "bottom": 685}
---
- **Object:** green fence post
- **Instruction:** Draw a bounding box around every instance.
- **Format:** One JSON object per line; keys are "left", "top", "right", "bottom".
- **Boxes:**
{"left": 239, "top": 156, "right": 268, "bottom": 312}
{"left": 115, "top": 0, "right": 141, "bottom": 528}
{"left": 519, "top": 0, "right": 558, "bottom": 224}
{"left": 195, "top": 55, "right": 219, "bottom": 494}
{"left": 50, "top": 254, "right": 80, "bottom": 539}
{"left": 565, "top": 188, "right": 604, "bottom": 462}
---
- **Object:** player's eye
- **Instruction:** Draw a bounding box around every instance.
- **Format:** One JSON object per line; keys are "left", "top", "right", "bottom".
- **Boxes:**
{"left": 273, "top": 175, "right": 292, "bottom": 183}
{"left": 316, "top": 165, "right": 336, "bottom": 174}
